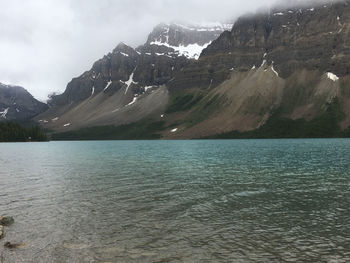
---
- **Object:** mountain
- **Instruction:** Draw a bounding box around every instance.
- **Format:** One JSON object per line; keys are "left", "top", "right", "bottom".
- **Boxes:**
{"left": 35, "top": 22, "right": 232, "bottom": 132}
{"left": 40, "top": 1, "right": 350, "bottom": 139}
{"left": 165, "top": 1, "right": 350, "bottom": 138}
{"left": 0, "top": 83, "right": 48, "bottom": 121}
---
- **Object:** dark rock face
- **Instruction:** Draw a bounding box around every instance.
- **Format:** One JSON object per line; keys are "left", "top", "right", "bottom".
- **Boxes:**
{"left": 0, "top": 216, "right": 14, "bottom": 226}
{"left": 170, "top": 1, "right": 350, "bottom": 91}
{"left": 48, "top": 23, "right": 230, "bottom": 107}
{"left": 0, "top": 84, "right": 48, "bottom": 121}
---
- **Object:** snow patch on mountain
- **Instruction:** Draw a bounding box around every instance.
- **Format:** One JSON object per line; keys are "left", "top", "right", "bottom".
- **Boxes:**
{"left": 150, "top": 40, "right": 211, "bottom": 60}
{"left": 121, "top": 69, "right": 138, "bottom": 94}
{"left": 326, "top": 72, "right": 339, "bottom": 82}
{"left": 104, "top": 81, "right": 112, "bottom": 91}
{"left": 126, "top": 97, "right": 137, "bottom": 106}
{"left": 271, "top": 63, "right": 279, "bottom": 77}
{"left": 120, "top": 52, "right": 129, "bottom": 57}
{"left": 0, "top": 108, "right": 9, "bottom": 119}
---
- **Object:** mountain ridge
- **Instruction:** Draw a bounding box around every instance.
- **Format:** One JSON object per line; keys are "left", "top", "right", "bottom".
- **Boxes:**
{"left": 37, "top": 1, "right": 350, "bottom": 139}
{"left": 0, "top": 83, "right": 48, "bottom": 121}
{"left": 36, "top": 22, "right": 231, "bottom": 132}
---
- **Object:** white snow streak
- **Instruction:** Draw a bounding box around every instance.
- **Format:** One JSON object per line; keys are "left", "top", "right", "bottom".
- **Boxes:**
{"left": 0, "top": 108, "right": 9, "bottom": 118}
{"left": 144, "top": 86, "right": 154, "bottom": 92}
{"left": 170, "top": 128, "right": 178, "bottom": 133}
{"left": 326, "top": 72, "right": 339, "bottom": 82}
{"left": 150, "top": 41, "right": 211, "bottom": 60}
{"left": 63, "top": 123, "right": 71, "bottom": 127}
{"left": 155, "top": 53, "right": 173, "bottom": 58}
{"left": 271, "top": 65, "right": 279, "bottom": 77}
{"left": 104, "top": 80, "right": 112, "bottom": 91}
{"left": 126, "top": 97, "right": 137, "bottom": 106}
{"left": 120, "top": 52, "right": 129, "bottom": 57}
{"left": 122, "top": 69, "right": 138, "bottom": 94}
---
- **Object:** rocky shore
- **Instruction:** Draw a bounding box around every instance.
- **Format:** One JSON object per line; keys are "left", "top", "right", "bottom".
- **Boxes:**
{"left": 0, "top": 216, "right": 21, "bottom": 250}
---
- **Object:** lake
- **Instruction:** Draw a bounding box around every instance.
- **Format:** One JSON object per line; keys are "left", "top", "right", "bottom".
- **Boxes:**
{"left": 0, "top": 139, "right": 350, "bottom": 262}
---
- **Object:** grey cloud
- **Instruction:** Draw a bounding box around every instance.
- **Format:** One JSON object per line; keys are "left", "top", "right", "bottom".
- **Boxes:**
{"left": 0, "top": 0, "right": 321, "bottom": 100}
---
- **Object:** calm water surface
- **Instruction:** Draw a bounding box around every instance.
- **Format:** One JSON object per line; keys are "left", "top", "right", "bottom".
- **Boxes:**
{"left": 0, "top": 139, "right": 350, "bottom": 262}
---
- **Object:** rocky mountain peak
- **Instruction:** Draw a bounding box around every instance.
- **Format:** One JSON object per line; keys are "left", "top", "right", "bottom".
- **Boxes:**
{"left": 112, "top": 42, "right": 136, "bottom": 55}
{"left": 37, "top": 19, "right": 235, "bottom": 130}
{"left": 0, "top": 83, "right": 48, "bottom": 121}
{"left": 47, "top": 20, "right": 233, "bottom": 109}
{"left": 145, "top": 22, "right": 233, "bottom": 60}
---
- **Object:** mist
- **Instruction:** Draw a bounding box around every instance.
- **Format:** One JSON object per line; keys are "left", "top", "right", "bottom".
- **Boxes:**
{"left": 0, "top": 0, "right": 332, "bottom": 100}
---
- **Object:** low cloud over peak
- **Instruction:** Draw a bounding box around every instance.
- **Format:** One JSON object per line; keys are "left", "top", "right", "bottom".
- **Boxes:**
{"left": 0, "top": 0, "right": 325, "bottom": 100}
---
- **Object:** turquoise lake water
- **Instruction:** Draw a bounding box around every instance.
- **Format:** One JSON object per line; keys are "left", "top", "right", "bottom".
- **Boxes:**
{"left": 0, "top": 139, "right": 350, "bottom": 262}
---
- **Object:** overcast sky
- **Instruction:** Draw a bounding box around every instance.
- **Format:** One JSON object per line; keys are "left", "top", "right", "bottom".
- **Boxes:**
{"left": 0, "top": 0, "right": 311, "bottom": 100}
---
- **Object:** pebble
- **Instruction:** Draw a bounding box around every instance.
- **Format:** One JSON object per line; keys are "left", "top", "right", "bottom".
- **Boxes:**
{"left": 4, "top": 242, "right": 26, "bottom": 249}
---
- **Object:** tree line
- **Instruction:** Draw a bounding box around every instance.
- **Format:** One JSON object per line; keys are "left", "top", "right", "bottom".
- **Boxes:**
{"left": 0, "top": 122, "right": 48, "bottom": 142}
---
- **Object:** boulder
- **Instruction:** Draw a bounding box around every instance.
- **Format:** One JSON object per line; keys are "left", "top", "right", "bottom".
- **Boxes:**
{"left": 0, "top": 216, "right": 14, "bottom": 226}
{"left": 0, "top": 225, "right": 3, "bottom": 239}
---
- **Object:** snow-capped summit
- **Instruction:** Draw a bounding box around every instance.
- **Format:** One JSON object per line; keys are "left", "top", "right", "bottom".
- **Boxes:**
{"left": 39, "top": 20, "right": 235, "bottom": 130}
{"left": 145, "top": 22, "right": 233, "bottom": 59}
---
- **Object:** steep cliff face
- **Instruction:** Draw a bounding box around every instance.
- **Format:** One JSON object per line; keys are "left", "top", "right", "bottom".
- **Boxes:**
{"left": 0, "top": 83, "right": 48, "bottom": 121}
{"left": 171, "top": 2, "right": 350, "bottom": 90}
{"left": 37, "top": 22, "right": 229, "bottom": 131}
{"left": 162, "top": 1, "right": 350, "bottom": 138}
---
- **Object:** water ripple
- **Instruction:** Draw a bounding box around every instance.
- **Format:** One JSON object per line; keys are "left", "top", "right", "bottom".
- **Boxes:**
{"left": 0, "top": 139, "right": 349, "bottom": 262}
